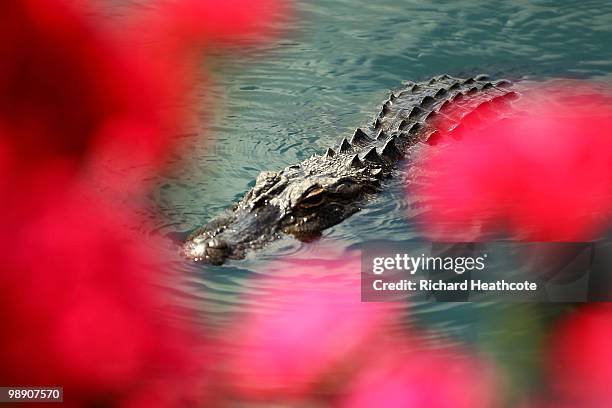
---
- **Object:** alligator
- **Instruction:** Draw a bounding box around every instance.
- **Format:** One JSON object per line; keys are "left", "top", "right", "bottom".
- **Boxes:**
{"left": 183, "top": 74, "right": 519, "bottom": 265}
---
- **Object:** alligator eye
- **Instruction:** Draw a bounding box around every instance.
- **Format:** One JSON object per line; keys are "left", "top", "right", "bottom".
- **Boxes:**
{"left": 299, "top": 187, "right": 327, "bottom": 208}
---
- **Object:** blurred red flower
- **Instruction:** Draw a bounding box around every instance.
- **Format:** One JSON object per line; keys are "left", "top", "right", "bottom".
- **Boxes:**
{"left": 218, "top": 253, "right": 398, "bottom": 399}
{"left": 546, "top": 305, "right": 612, "bottom": 407}
{"left": 0, "top": 0, "right": 289, "bottom": 406}
{"left": 409, "top": 83, "right": 612, "bottom": 241}
{"left": 214, "top": 252, "right": 502, "bottom": 407}
{"left": 0, "top": 0, "right": 169, "bottom": 178}
{"left": 0, "top": 177, "right": 206, "bottom": 407}
{"left": 142, "top": 0, "right": 288, "bottom": 47}
{"left": 339, "top": 341, "right": 500, "bottom": 408}
{"left": 0, "top": 0, "right": 290, "bottom": 189}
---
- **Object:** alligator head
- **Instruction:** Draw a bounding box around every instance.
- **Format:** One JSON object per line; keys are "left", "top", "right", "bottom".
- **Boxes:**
{"left": 182, "top": 151, "right": 388, "bottom": 264}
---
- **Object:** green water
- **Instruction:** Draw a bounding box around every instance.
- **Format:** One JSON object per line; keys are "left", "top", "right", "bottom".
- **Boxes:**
{"left": 150, "top": 0, "right": 611, "bottom": 388}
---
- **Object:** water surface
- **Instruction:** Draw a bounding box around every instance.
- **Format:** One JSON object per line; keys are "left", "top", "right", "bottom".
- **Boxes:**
{"left": 151, "top": 0, "right": 612, "bottom": 379}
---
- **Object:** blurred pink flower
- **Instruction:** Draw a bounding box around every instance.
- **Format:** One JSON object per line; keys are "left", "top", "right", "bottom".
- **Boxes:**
{"left": 0, "top": 0, "right": 290, "bottom": 406}
{"left": 218, "top": 254, "right": 398, "bottom": 399}
{"left": 546, "top": 305, "right": 612, "bottom": 407}
{"left": 339, "top": 341, "right": 500, "bottom": 408}
{"left": 215, "top": 252, "right": 502, "bottom": 406}
{"left": 409, "top": 83, "right": 612, "bottom": 241}
{"left": 123, "top": 0, "right": 291, "bottom": 142}
{"left": 144, "top": 0, "right": 289, "bottom": 47}
{"left": 0, "top": 0, "right": 170, "bottom": 179}
{"left": 0, "top": 178, "right": 206, "bottom": 406}
{"left": 0, "top": 0, "right": 290, "bottom": 190}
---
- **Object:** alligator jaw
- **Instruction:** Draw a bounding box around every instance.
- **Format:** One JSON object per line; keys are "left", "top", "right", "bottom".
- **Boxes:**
{"left": 182, "top": 203, "right": 284, "bottom": 264}
{"left": 182, "top": 237, "right": 231, "bottom": 265}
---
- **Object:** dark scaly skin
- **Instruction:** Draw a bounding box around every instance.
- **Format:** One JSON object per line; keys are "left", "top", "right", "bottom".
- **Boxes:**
{"left": 183, "top": 74, "right": 519, "bottom": 264}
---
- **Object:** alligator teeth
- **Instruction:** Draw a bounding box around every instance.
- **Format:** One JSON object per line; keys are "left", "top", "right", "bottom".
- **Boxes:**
{"left": 481, "top": 82, "right": 494, "bottom": 90}
{"left": 381, "top": 137, "right": 401, "bottom": 161}
{"left": 463, "top": 77, "right": 476, "bottom": 85}
{"left": 362, "top": 147, "right": 384, "bottom": 164}
{"left": 324, "top": 147, "right": 336, "bottom": 158}
{"left": 350, "top": 128, "right": 373, "bottom": 146}
{"left": 339, "top": 138, "right": 351, "bottom": 153}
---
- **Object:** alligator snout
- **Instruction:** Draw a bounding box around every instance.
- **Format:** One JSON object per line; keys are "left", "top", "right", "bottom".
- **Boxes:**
{"left": 183, "top": 237, "right": 230, "bottom": 265}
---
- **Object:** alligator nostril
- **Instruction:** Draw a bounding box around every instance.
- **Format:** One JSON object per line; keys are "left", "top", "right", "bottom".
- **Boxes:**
{"left": 205, "top": 238, "right": 230, "bottom": 265}
{"left": 207, "top": 238, "right": 226, "bottom": 249}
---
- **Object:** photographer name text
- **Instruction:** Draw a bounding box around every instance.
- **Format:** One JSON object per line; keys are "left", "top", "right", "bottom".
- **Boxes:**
{"left": 370, "top": 253, "right": 538, "bottom": 292}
